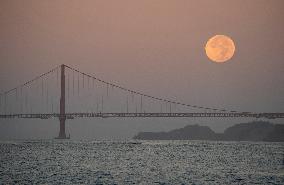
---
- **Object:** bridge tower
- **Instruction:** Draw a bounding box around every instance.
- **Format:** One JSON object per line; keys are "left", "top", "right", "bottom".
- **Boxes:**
{"left": 57, "top": 64, "right": 67, "bottom": 139}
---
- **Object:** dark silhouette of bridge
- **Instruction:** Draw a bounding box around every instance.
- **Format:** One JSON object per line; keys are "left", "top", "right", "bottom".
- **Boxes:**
{"left": 0, "top": 64, "right": 283, "bottom": 139}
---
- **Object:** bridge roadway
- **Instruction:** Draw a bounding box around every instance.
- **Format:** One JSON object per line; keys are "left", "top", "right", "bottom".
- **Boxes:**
{"left": 0, "top": 112, "right": 284, "bottom": 119}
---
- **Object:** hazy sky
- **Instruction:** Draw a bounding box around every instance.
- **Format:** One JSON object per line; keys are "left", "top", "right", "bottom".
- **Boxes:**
{"left": 0, "top": 0, "right": 283, "bottom": 139}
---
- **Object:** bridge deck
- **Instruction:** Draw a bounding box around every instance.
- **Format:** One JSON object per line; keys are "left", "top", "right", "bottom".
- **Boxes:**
{"left": 0, "top": 112, "right": 283, "bottom": 119}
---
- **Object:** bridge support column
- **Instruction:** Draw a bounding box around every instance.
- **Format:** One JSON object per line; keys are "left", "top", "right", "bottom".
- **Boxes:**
{"left": 57, "top": 64, "right": 68, "bottom": 139}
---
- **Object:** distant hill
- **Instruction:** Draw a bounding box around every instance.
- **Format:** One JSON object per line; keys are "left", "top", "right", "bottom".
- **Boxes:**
{"left": 263, "top": 124, "right": 284, "bottom": 142}
{"left": 222, "top": 121, "right": 274, "bottom": 141}
{"left": 133, "top": 121, "right": 284, "bottom": 142}
{"left": 133, "top": 124, "right": 217, "bottom": 140}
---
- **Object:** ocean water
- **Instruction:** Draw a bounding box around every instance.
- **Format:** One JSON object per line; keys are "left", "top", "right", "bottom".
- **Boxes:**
{"left": 0, "top": 140, "right": 283, "bottom": 185}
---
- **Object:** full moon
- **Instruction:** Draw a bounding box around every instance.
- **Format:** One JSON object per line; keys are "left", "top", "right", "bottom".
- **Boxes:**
{"left": 205, "top": 35, "right": 235, "bottom": 63}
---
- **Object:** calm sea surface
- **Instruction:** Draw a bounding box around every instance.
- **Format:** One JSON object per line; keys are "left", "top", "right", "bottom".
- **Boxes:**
{"left": 0, "top": 140, "right": 283, "bottom": 185}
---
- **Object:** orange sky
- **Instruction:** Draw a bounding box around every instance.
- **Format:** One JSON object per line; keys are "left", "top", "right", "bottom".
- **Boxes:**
{"left": 0, "top": 0, "right": 283, "bottom": 139}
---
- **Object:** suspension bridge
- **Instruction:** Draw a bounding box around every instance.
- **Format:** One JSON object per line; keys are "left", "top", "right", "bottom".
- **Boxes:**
{"left": 0, "top": 64, "right": 283, "bottom": 139}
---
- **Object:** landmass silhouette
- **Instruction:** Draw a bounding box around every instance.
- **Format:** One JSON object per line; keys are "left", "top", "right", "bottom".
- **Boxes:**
{"left": 133, "top": 121, "right": 284, "bottom": 142}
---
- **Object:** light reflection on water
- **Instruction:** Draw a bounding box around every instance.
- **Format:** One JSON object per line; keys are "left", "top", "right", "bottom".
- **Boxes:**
{"left": 0, "top": 140, "right": 283, "bottom": 184}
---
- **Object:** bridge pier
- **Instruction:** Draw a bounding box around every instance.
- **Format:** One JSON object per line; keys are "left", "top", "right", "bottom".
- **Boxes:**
{"left": 56, "top": 64, "right": 68, "bottom": 139}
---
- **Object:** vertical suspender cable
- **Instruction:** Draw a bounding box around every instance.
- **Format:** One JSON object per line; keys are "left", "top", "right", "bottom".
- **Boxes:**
{"left": 82, "top": 74, "right": 84, "bottom": 88}
{"left": 25, "top": 93, "right": 28, "bottom": 114}
{"left": 16, "top": 88, "right": 18, "bottom": 101}
{"left": 126, "top": 95, "right": 129, "bottom": 113}
{"left": 72, "top": 70, "right": 75, "bottom": 96}
{"left": 4, "top": 93, "right": 7, "bottom": 114}
{"left": 51, "top": 95, "right": 54, "bottom": 113}
{"left": 96, "top": 97, "right": 99, "bottom": 113}
{"left": 101, "top": 95, "right": 104, "bottom": 113}
{"left": 57, "top": 67, "right": 59, "bottom": 87}
{"left": 131, "top": 92, "right": 134, "bottom": 102}
{"left": 20, "top": 87, "right": 23, "bottom": 113}
{"left": 140, "top": 96, "right": 143, "bottom": 113}
{"left": 92, "top": 78, "right": 95, "bottom": 89}
{"left": 77, "top": 72, "right": 80, "bottom": 96}
{"left": 41, "top": 78, "right": 44, "bottom": 113}
{"left": 0, "top": 95, "right": 1, "bottom": 114}
{"left": 46, "top": 82, "right": 49, "bottom": 113}
{"left": 30, "top": 90, "right": 33, "bottom": 114}
{"left": 37, "top": 78, "right": 40, "bottom": 96}
{"left": 67, "top": 72, "right": 70, "bottom": 100}
{"left": 15, "top": 88, "right": 17, "bottom": 114}
{"left": 88, "top": 76, "right": 90, "bottom": 89}
{"left": 0, "top": 95, "right": 2, "bottom": 114}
